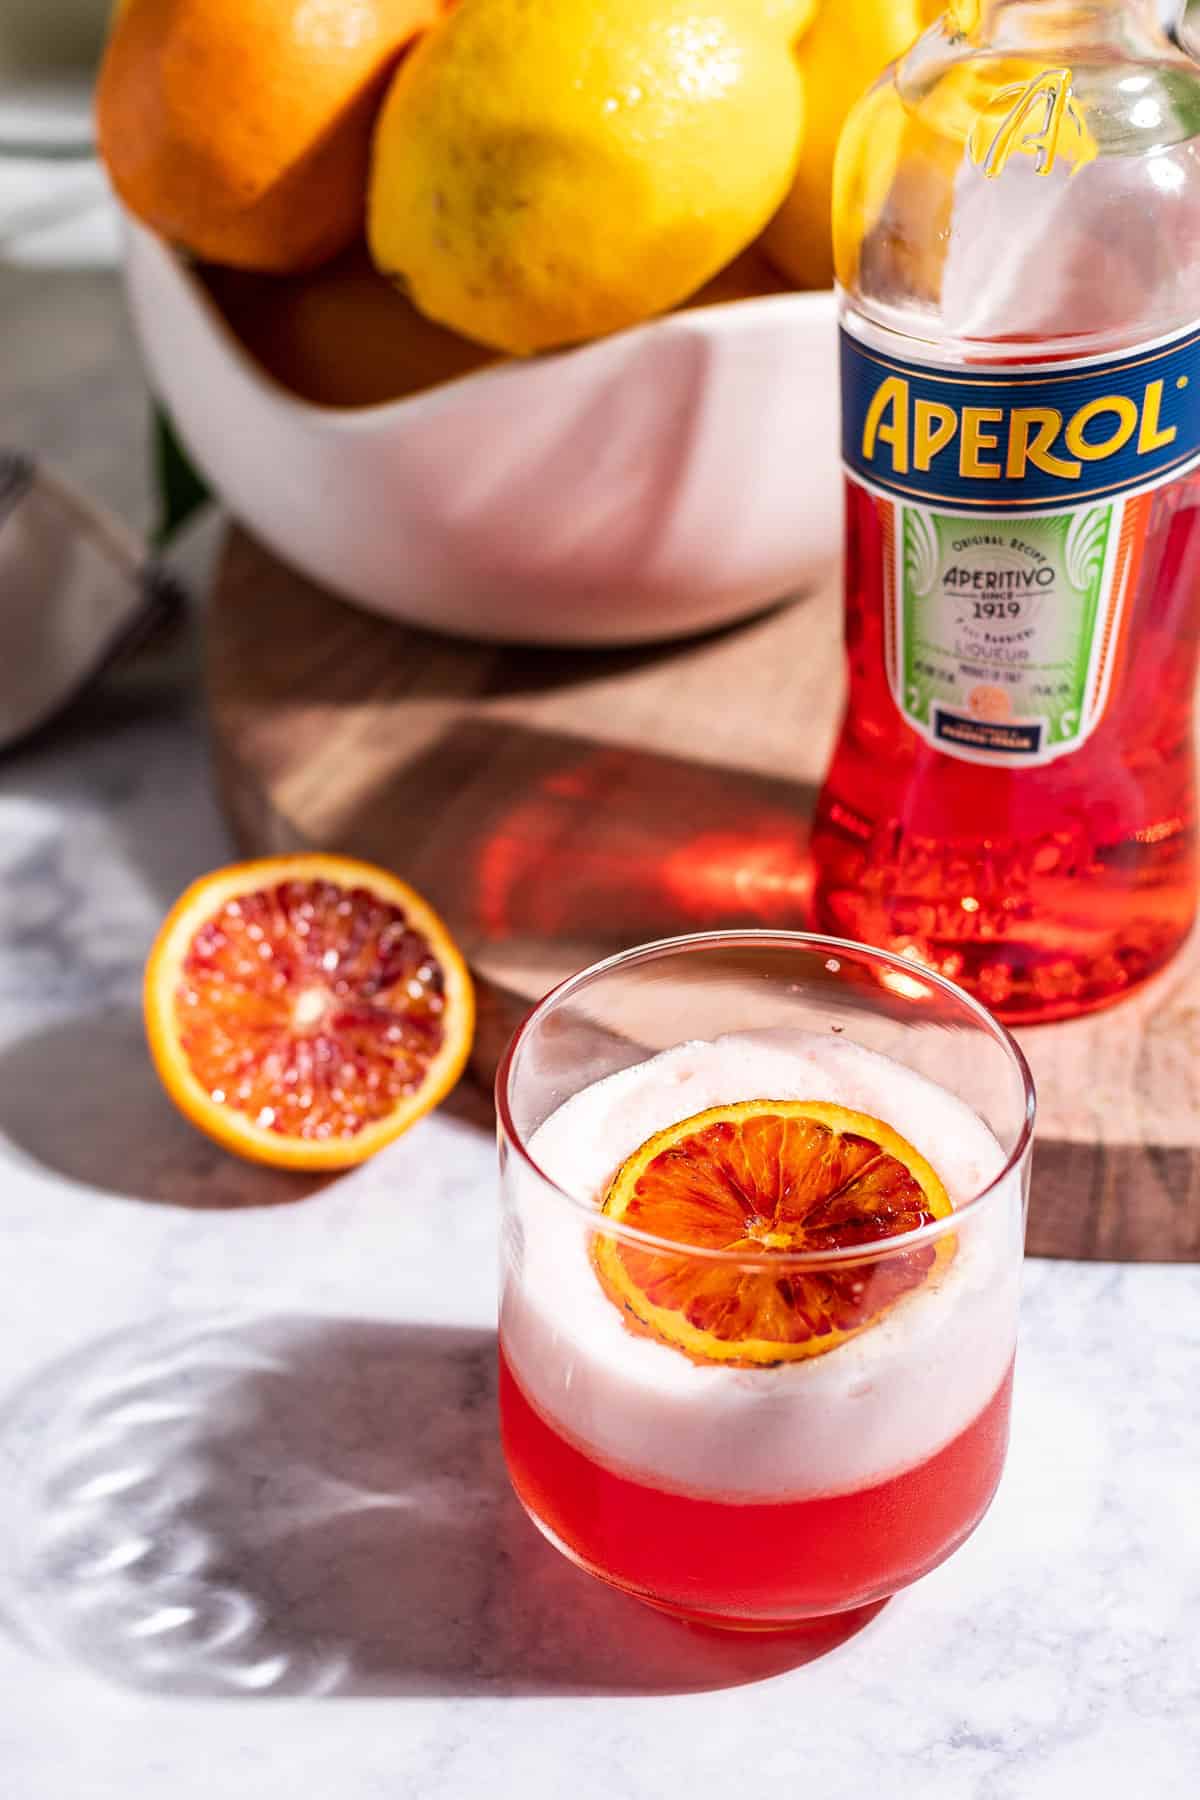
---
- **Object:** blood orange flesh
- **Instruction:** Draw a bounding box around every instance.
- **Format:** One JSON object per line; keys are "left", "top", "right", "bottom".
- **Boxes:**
{"left": 595, "top": 1101, "right": 953, "bottom": 1365}
{"left": 177, "top": 877, "right": 449, "bottom": 1142}
{"left": 145, "top": 855, "right": 474, "bottom": 1169}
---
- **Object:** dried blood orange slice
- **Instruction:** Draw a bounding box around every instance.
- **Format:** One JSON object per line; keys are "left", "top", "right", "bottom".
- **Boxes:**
{"left": 594, "top": 1100, "right": 953, "bottom": 1366}
{"left": 144, "top": 855, "right": 474, "bottom": 1170}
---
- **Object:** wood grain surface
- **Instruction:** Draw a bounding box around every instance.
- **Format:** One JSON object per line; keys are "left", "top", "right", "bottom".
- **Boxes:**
{"left": 207, "top": 526, "right": 1200, "bottom": 1262}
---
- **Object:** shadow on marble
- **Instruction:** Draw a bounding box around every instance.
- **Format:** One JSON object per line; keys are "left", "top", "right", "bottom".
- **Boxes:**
{"left": 0, "top": 1313, "right": 882, "bottom": 1698}
{"left": 0, "top": 1008, "right": 332, "bottom": 1208}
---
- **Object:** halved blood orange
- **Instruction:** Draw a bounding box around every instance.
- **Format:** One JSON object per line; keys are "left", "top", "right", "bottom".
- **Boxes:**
{"left": 593, "top": 1100, "right": 953, "bottom": 1366}
{"left": 144, "top": 854, "right": 474, "bottom": 1170}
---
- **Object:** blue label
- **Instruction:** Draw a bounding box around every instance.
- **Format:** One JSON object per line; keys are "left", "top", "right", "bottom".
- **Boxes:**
{"left": 841, "top": 322, "right": 1200, "bottom": 511}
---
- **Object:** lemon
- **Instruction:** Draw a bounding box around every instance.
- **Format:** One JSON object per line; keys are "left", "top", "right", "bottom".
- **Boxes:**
{"left": 367, "top": 0, "right": 806, "bottom": 355}
{"left": 761, "top": 0, "right": 929, "bottom": 291}
{"left": 768, "top": 0, "right": 821, "bottom": 34}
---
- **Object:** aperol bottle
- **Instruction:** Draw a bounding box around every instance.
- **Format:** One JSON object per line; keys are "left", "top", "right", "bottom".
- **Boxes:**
{"left": 811, "top": 1, "right": 1200, "bottom": 1021}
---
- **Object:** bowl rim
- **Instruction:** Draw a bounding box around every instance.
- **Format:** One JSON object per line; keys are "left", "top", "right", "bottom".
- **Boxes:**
{"left": 122, "top": 211, "right": 839, "bottom": 434}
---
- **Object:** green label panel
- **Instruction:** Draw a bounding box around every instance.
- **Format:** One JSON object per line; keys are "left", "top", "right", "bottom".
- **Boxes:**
{"left": 897, "top": 503, "right": 1117, "bottom": 765}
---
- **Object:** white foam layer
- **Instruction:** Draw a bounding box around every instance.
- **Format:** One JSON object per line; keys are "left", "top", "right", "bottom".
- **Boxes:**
{"left": 501, "top": 1030, "right": 1023, "bottom": 1500}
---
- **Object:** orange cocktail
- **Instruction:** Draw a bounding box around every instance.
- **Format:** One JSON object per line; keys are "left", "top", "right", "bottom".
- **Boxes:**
{"left": 501, "top": 1351, "right": 1013, "bottom": 1625}
{"left": 497, "top": 934, "right": 1034, "bottom": 1630}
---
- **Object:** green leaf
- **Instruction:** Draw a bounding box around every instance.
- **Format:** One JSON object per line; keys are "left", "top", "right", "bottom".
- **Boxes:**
{"left": 152, "top": 405, "right": 212, "bottom": 547}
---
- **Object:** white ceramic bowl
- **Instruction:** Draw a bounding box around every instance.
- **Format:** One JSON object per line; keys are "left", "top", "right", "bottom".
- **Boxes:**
{"left": 124, "top": 216, "right": 841, "bottom": 647}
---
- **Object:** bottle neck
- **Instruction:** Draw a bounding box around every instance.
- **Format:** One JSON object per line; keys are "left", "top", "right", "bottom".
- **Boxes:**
{"left": 950, "top": 1, "right": 1173, "bottom": 49}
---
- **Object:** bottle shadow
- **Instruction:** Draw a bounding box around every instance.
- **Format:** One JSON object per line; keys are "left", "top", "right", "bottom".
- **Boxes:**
{"left": 0, "top": 1313, "right": 884, "bottom": 1697}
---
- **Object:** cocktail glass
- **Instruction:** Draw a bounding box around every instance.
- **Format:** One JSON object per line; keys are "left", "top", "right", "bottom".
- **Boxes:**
{"left": 497, "top": 931, "right": 1035, "bottom": 1631}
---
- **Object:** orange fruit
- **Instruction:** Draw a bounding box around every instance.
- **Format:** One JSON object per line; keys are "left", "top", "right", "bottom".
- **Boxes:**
{"left": 200, "top": 242, "right": 497, "bottom": 408}
{"left": 144, "top": 855, "right": 474, "bottom": 1170}
{"left": 594, "top": 1100, "right": 953, "bottom": 1366}
{"left": 202, "top": 239, "right": 785, "bottom": 411}
{"left": 761, "top": 0, "right": 929, "bottom": 292}
{"left": 97, "top": 0, "right": 444, "bottom": 273}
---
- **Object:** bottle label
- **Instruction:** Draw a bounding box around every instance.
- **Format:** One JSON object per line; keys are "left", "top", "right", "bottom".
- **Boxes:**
{"left": 840, "top": 321, "right": 1200, "bottom": 765}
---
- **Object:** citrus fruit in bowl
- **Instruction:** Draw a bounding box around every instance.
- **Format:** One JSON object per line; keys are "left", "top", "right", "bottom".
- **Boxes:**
{"left": 104, "top": 0, "right": 934, "bottom": 646}
{"left": 123, "top": 217, "right": 840, "bottom": 645}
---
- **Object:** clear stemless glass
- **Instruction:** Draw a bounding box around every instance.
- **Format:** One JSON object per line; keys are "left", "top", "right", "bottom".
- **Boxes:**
{"left": 496, "top": 931, "right": 1035, "bottom": 1632}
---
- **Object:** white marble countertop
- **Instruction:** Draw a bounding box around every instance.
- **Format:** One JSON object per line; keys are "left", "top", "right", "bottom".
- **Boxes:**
{"left": 1, "top": 192, "right": 1198, "bottom": 1800}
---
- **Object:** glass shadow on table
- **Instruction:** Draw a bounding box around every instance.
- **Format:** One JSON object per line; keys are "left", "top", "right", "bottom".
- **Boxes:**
{"left": 0, "top": 1313, "right": 885, "bottom": 1698}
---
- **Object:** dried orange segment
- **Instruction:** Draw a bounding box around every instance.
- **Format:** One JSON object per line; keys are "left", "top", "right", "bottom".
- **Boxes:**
{"left": 594, "top": 1100, "right": 953, "bottom": 1366}
{"left": 144, "top": 855, "right": 474, "bottom": 1170}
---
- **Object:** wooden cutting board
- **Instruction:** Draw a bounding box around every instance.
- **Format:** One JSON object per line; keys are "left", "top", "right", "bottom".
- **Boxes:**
{"left": 207, "top": 525, "right": 1200, "bottom": 1262}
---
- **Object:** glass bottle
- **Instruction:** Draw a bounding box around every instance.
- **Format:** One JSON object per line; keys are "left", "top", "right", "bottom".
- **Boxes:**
{"left": 811, "top": 0, "right": 1200, "bottom": 1021}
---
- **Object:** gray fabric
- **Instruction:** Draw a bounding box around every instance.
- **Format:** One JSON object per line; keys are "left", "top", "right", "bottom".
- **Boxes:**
{"left": 0, "top": 453, "right": 181, "bottom": 749}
